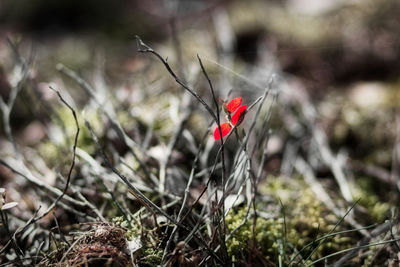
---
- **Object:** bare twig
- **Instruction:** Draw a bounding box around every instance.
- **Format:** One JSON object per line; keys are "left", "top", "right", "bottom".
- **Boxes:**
{"left": 0, "top": 209, "right": 24, "bottom": 263}
{"left": 159, "top": 93, "right": 192, "bottom": 193}
{"left": 57, "top": 63, "right": 155, "bottom": 184}
{"left": 84, "top": 117, "right": 179, "bottom": 224}
{"left": 0, "top": 207, "right": 40, "bottom": 256}
{"left": 56, "top": 172, "right": 106, "bottom": 221}
{"left": 299, "top": 91, "right": 352, "bottom": 202}
{"left": 0, "top": 159, "right": 86, "bottom": 208}
{"left": 311, "top": 238, "right": 400, "bottom": 267}
{"left": 278, "top": 83, "right": 353, "bottom": 202}
{"left": 350, "top": 160, "right": 398, "bottom": 187}
{"left": 85, "top": 118, "right": 226, "bottom": 264}
{"left": 198, "top": 55, "right": 229, "bottom": 261}
{"left": 294, "top": 157, "right": 369, "bottom": 237}
{"left": 0, "top": 39, "right": 32, "bottom": 156}
{"left": 31, "top": 86, "right": 81, "bottom": 221}
{"left": 162, "top": 128, "right": 209, "bottom": 262}
{"left": 136, "top": 36, "right": 217, "bottom": 123}
{"left": 178, "top": 78, "right": 273, "bottom": 228}
{"left": 332, "top": 215, "right": 400, "bottom": 267}
{"left": 0, "top": 85, "right": 89, "bottom": 259}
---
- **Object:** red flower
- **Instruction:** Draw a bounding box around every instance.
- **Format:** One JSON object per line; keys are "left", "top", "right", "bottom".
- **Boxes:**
{"left": 226, "top": 97, "right": 242, "bottom": 113}
{"left": 231, "top": 105, "right": 247, "bottom": 126}
{"left": 213, "top": 122, "right": 232, "bottom": 140}
{"left": 213, "top": 97, "right": 247, "bottom": 141}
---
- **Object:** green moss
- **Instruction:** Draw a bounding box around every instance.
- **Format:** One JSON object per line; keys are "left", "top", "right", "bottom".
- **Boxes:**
{"left": 258, "top": 177, "right": 353, "bottom": 263}
{"left": 353, "top": 178, "right": 390, "bottom": 223}
{"left": 112, "top": 216, "right": 163, "bottom": 266}
{"left": 112, "top": 216, "right": 141, "bottom": 240}
{"left": 225, "top": 207, "right": 284, "bottom": 263}
{"left": 140, "top": 248, "right": 163, "bottom": 266}
{"left": 285, "top": 188, "right": 352, "bottom": 260}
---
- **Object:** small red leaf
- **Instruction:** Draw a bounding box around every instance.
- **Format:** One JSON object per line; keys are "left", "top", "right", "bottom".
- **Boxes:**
{"left": 213, "top": 122, "right": 232, "bottom": 140}
{"left": 226, "top": 97, "right": 242, "bottom": 113}
{"left": 231, "top": 105, "right": 247, "bottom": 126}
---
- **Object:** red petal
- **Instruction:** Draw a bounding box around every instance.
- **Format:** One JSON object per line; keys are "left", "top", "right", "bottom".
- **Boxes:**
{"left": 231, "top": 105, "right": 247, "bottom": 125}
{"left": 213, "top": 123, "right": 232, "bottom": 140}
{"left": 226, "top": 97, "right": 242, "bottom": 113}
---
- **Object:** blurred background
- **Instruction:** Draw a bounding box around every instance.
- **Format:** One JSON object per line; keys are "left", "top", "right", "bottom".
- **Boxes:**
{"left": 1, "top": 0, "right": 400, "bottom": 88}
